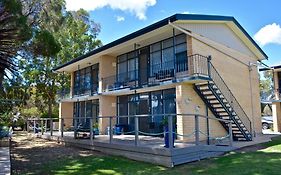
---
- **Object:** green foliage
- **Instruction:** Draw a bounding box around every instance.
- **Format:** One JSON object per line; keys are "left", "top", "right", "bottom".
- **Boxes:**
{"left": 33, "top": 30, "right": 61, "bottom": 57}
{"left": 20, "top": 107, "right": 42, "bottom": 118}
{"left": 0, "top": 112, "right": 12, "bottom": 126}
{"left": 0, "top": 0, "right": 32, "bottom": 84}
{"left": 41, "top": 112, "right": 58, "bottom": 119}
{"left": 260, "top": 70, "right": 274, "bottom": 100}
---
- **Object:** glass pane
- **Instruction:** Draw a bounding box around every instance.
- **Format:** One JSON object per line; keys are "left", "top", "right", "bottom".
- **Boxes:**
{"left": 163, "top": 89, "right": 176, "bottom": 100}
{"left": 128, "top": 51, "right": 137, "bottom": 59}
{"left": 150, "top": 51, "right": 161, "bottom": 76}
{"left": 118, "top": 96, "right": 128, "bottom": 125}
{"left": 162, "top": 38, "right": 173, "bottom": 49}
{"left": 128, "top": 58, "right": 137, "bottom": 80}
{"left": 118, "top": 62, "right": 127, "bottom": 82}
{"left": 176, "top": 43, "right": 187, "bottom": 53}
{"left": 85, "top": 72, "right": 91, "bottom": 92}
{"left": 162, "top": 48, "right": 174, "bottom": 70}
{"left": 118, "top": 54, "right": 127, "bottom": 63}
{"left": 176, "top": 34, "right": 186, "bottom": 45}
{"left": 162, "top": 47, "right": 174, "bottom": 63}
{"left": 150, "top": 42, "right": 161, "bottom": 52}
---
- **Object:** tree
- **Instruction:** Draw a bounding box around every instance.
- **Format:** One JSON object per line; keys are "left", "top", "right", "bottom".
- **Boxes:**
{"left": 20, "top": 4, "right": 102, "bottom": 118}
{"left": 0, "top": 0, "right": 32, "bottom": 86}
{"left": 260, "top": 70, "right": 274, "bottom": 101}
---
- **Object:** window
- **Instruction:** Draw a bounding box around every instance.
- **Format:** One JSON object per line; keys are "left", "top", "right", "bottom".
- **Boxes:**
{"left": 74, "top": 100, "right": 99, "bottom": 127}
{"left": 175, "top": 34, "right": 187, "bottom": 72}
{"left": 92, "top": 65, "right": 99, "bottom": 93}
{"left": 117, "top": 89, "right": 176, "bottom": 133}
{"left": 117, "top": 51, "right": 138, "bottom": 83}
{"left": 149, "top": 34, "right": 187, "bottom": 77}
{"left": 73, "top": 64, "right": 99, "bottom": 96}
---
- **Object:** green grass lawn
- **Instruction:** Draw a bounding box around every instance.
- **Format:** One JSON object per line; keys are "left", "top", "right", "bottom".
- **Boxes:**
{"left": 36, "top": 136, "right": 281, "bottom": 175}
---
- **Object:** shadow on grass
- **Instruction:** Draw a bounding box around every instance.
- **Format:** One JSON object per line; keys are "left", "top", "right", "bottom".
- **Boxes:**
{"left": 12, "top": 134, "right": 281, "bottom": 175}
{"left": 39, "top": 151, "right": 281, "bottom": 175}
{"left": 39, "top": 136, "right": 281, "bottom": 175}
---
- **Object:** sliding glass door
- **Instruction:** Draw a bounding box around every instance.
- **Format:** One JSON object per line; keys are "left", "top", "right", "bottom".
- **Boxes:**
{"left": 117, "top": 89, "right": 176, "bottom": 135}
{"left": 73, "top": 100, "right": 99, "bottom": 128}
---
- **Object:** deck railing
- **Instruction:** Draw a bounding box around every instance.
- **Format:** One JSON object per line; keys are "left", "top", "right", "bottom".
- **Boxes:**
{"left": 27, "top": 113, "right": 233, "bottom": 149}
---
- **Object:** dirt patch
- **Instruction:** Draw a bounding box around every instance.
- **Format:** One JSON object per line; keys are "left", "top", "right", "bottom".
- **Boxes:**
{"left": 11, "top": 132, "right": 105, "bottom": 175}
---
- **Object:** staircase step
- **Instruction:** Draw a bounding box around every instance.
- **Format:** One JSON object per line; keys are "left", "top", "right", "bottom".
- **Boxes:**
{"left": 194, "top": 82, "right": 252, "bottom": 141}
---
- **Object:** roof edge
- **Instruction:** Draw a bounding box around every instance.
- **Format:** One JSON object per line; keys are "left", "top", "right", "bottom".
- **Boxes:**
{"left": 54, "top": 13, "right": 268, "bottom": 71}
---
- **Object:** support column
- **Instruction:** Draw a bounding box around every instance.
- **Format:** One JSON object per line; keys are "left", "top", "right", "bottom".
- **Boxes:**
{"left": 99, "top": 96, "right": 117, "bottom": 134}
{"left": 272, "top": 102, "right": 281, "bottom": 132}
{"left": 59, "top": 102, "right": 74, "bottom": 130}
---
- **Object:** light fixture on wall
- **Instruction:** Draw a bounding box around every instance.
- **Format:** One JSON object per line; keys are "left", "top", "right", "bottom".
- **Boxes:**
{"left": 195, "top": 105, "right": 201, "bottom": 113}
{"left": 185, "top": 98, "right": 192, "bottom": 105}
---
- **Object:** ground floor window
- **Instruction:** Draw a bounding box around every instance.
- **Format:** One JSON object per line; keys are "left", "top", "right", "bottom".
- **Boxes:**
{"left": 73, "top": 99, "right": 99, "bottom": 128}
{"left": 117, "top": 88, "right": 176, "bottom": 134}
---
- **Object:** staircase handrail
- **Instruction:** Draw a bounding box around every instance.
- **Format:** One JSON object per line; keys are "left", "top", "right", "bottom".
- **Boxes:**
{"left": 209, "top": 62, "right": 252, "bottom": 135}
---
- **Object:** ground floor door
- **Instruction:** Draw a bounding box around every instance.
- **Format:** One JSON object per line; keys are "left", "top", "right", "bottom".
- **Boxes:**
{"left": 73, "top": 99, "right": 99, "bottom": 128}
{"left": 117, "top": 88, "right": 176, "bottom": 135}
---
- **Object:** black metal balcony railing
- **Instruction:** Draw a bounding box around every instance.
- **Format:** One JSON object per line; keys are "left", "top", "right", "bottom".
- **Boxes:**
{"left": 57, "top": 54, "right": 210, "bottom": 98}
{"left": 57, "top": 89, "right": 71, "bottom": 100}
{"left": 102, "top": 54, "right": 210, "bottom": 92}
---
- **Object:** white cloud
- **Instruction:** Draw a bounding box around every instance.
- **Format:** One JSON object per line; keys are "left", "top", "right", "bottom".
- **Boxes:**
{"left": 254, "top": 23, "right": 281, "bottom": 47}
{"left": 116, "top": 16, "right": 125, "bottom": 22}
{"left": 65, "top": 0, "right": 157, "bottom": 20}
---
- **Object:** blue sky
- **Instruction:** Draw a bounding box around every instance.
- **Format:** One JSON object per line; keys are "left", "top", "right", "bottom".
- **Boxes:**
{"left": 65, "top": 0, "right": 281, "bottom": 66}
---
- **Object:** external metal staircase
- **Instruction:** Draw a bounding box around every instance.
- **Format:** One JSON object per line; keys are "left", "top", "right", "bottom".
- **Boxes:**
{"left": 194, "top": 61, "right": 252, "bottom": 141}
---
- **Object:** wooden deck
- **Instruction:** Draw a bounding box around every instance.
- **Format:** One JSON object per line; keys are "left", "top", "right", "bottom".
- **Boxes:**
{"left": 33, "top": 131, "right": 234, "bottom": 167}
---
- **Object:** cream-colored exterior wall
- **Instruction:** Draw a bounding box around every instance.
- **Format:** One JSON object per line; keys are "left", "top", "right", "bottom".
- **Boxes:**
{"left": 99, "top": 96, "right": 117, "bottom": 134}
{"left": 59, "top": 102, "right": 73, "bottom": 130}
{"left": 177, "top": 23, "right": 256, "bottom": 58}
{"left": 191, "top": 37, "right": 262, "bottom": 134}
{"left": 99, "top": 55, "right": 116, "bottom": 91}
{"left": 98, "top": 55, "right": 117, "bottom": 133}
{"left": 176, "top": 84, "right": 226, "bottom": 142}
{"left": 272, "top": 71, "right": 281, "bottom": 132}
{"left": 272, "top": 102, "right": 281, "bottom": 132}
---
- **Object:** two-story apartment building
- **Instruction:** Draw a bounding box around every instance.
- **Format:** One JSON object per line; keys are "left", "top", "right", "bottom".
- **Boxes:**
{"left": 55, "top": 14, "right": 267, "bottom": 142}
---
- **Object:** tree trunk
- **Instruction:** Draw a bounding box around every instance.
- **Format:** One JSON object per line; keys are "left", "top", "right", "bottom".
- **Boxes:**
{"left": 48, "top": 98, "right": 52, "bottom": 118}
{"left": 0, "top": 69, "right": 4, "bottom": 88}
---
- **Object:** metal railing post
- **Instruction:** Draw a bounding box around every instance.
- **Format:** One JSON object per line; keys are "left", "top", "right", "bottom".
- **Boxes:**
{"left": 168, "top": 115, "right": 173, "bottom": 149}
{"left": 61, "top": 118, "right": 64, "bottom": 138}
{"left": 134, "top": 116, "right": 139, "bottom": 146}
{"left": 33, "top": 119, "right": 36, "bottom": 133}
{"left": 109, "top": 117, "right": 113, "bottom": 144}
{"left": 207, "top": 55, "right": 212, "bottom": 78}
{"left": 45, "top": 119, "right": 47, "bottom": 133}
{"left": 41, "top": 119, "right": 44, "bottom": 135}
{"left": 195, "top": 115, "right": 200, "bottom": 145}
{"left": 228, "top": 121, "right": 233, "bottom": 147}
{"left": 90, "top": 118, "right": 93, "bottom": 144}
{"left": 74, "top": 118, "right": 77, "bottom": 139}
{"left": 50, "top": 118, "right": 53, "bottom": 136}
{"left": 228, "top": 122, "right": 233, "bottom": 147}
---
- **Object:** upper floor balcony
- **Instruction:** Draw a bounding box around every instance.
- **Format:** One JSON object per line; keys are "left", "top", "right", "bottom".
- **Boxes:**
{"left": 102, "top": 54, "right": 211, "bottom": 93}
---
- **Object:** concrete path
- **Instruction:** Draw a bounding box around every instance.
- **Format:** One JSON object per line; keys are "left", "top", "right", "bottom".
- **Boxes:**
{"left": 0, "top": 147, "right": 10, "bottom": 175}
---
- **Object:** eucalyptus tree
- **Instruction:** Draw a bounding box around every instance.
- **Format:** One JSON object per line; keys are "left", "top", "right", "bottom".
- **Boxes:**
{"left": 20, "top": 2, "right": 102, "bottom": 118}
